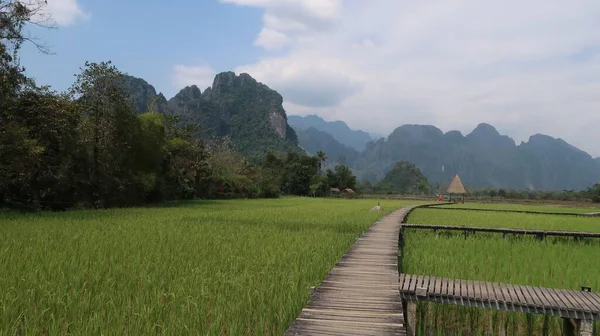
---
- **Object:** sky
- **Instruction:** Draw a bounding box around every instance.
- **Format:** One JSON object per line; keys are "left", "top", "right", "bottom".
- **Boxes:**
{"left": 19, "top": 0, "right": 600, "bottom": 157}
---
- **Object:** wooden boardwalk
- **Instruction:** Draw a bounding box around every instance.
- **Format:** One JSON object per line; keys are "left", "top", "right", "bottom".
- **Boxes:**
{"left": 426, "top": 206, "right": 600, "bottom": 217}
{"left": 285, "top": 206, "right": 422, "bottom": 336}
{"left": 401, "top": 224, "right": 600, "bottom": 239}
{"left": 399, "top": 273, "right": 600, "bottom": 334}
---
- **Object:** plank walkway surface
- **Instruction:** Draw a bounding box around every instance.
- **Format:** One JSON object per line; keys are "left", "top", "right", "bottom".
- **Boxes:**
{"left": 285, "top": 205, "right": 423, "bottom": 336}
{"left": 399, "top": 274, "right": 600, "bottom": 321}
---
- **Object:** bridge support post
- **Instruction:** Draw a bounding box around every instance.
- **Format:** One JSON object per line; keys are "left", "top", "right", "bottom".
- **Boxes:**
{"left": 403, "top": 299, "right": 417, "bottom": 336}
{"left": 563, "top": 318, "right": 593, "bottom": 336}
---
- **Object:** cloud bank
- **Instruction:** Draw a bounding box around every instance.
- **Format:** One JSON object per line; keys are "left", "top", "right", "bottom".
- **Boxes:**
{"left": 206, "top": 0, "right": 600, "bottom": 156}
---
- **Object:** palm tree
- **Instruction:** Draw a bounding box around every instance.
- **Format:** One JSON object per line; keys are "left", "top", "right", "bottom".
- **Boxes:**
{"left": 316, "top": 151, "right": 327, "bottom": 172}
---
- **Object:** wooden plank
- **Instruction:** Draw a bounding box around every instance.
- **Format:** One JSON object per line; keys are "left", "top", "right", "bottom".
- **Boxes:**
{"left": 484, "top": 281, "right": 494, "bottom": 302}
{"left": 434, "top": 276, "right": 442, "bottom": 295}
{"left": 416, "top": 275, "right": 423, "bottom": 292}
{"left": 479, "top": 280, "right": 489, "bottom": 302}
{"left": 441, "top": 277, "right": 449, "bottom": 296}
{"left": 401, "top": 274, "right": 411, "bottom": 293}
{"left": 473, "top": 280, "right": 482, "bottom": 300}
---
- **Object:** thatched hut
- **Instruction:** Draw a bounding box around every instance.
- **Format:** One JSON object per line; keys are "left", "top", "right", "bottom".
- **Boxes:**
{"left": 342, "top": 188, "right": 356, "bottom": 199}
{"left": 446, "top": 174, "right": 467, "bottom": 203}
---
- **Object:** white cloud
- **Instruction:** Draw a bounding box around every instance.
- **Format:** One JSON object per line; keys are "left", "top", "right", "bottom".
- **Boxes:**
{"left": 254, "top": 28, "right": 291, "bottom": 50}
{"left": 172, "top": 64, "right": 217, "bottom": 91}
{"left": 221, "top": 0, "right": 341, "bottom": 49}
{"left": 44, "top": 0, "right": 89, "bottom": 26}
{"left": 221, "top": 0, "right": 600, "bottom": 156}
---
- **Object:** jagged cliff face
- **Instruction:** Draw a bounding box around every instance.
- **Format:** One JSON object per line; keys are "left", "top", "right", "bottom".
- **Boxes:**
{"left": 207, "top": 72, "right": 289, "bottom": 139}
{"left": 123, "top": 72, "right": 299, "bottom": 159}
{"left": 122, "top": 75, "right": 168, "bottom": 113}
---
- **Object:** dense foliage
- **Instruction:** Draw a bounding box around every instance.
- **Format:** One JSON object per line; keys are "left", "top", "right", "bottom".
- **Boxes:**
{"left": 0, "top": 2, "right": 360, "bottom": 210}
{"left": 376, "top": 161, "right": 430, "bottom": 194}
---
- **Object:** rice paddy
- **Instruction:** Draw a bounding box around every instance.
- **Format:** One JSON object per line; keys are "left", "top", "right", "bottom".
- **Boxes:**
{"left": 0, "top": 198, "right": 420, "bottom": 335}
{"left": 403, "top": 204, "right": 600, "bottom": 335}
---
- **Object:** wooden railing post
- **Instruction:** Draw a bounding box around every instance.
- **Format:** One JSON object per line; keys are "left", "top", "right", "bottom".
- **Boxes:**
{"left": 564, "top": 287, "right": 594, "bottom": 336}
{"left": 563, "top": 318, "right": 594, "bottom": 336}
{"left": 403, "top": 299, "right": 417, "bottom": 336}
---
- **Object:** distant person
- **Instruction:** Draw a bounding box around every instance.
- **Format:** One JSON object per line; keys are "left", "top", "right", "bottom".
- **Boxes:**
{"left": 438, "top": 194, "right": 444, "bottom": 202}
{"left": 370, "top": 202, "right": 382, "bottom": 211}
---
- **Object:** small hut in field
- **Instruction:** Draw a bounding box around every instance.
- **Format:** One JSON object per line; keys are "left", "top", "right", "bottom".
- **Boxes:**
{"left": 342, "top": 188, "right": 356, "bottom": 199}
{"left": 447, "top": 174, "right": 467, "bottom": 203}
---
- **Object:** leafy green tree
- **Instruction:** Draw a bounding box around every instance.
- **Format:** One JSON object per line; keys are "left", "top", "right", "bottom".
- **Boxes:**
{"left": 316, "top": 150, "right": 327, "bottom": 172}
{"left": 589, "top": 183, "right": 600, "bottom": 203}
{"left": 70, "top": 61, "right": 146, "bottom": 207}
{"left": 377, "top": 161, "right": 429, "bottom": 194}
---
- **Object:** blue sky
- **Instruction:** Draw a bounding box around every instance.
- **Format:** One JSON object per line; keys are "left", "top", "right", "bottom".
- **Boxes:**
{"left": 21, "top": 0, "right": 264, "bottom": 96}
{"left": 18, "top": 0, "right": 600, "bottom": 157}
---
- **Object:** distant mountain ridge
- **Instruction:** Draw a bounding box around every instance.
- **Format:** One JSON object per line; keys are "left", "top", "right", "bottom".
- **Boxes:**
{"left": 121, "top": 73, "right": 600, "bottom": 191}
{"left": 288, "top": 115, "right": 378, "bottom": 151}
{"left": 293, "top": 127, "right": 359, "bottom": 167}
{"left": 355, "top": 123, "right": 600, "bottom": 191}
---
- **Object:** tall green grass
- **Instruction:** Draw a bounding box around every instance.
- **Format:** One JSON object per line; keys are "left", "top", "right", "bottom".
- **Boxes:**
{"left": 409, "top": 208, "right": 600, "bottom": 232}
{"left": 0, "top": 198, "right": 420, "bottom": 335}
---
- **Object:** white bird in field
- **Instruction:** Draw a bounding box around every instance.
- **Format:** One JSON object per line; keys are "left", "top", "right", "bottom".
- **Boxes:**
{"left": 370, "top": 202, "right": 382, "bottom": 211}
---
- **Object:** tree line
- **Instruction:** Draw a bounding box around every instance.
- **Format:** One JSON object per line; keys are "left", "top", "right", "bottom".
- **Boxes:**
{"left": 0, "top": 1, "right": 358, "bottom": 211}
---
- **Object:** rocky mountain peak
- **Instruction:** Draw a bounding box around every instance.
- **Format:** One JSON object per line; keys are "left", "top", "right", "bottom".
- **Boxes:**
{"left": 174, "top": 85, "right": 202, "bottom": 102}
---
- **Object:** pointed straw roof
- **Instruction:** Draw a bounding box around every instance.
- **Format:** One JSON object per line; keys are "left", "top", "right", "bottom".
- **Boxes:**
{"left": 447, "top": 175, "right": 467, "bottom": 194}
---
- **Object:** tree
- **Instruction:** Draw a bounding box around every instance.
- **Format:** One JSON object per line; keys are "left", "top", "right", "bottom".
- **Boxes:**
{"left": 330, "top": 165, "right": 357, "bottom": 191}
{"left": 1, "top": 0, "right": 53, "bottom": 106}
{"left": 377, "top": 161, "right": 429, "bottom": 194}
{"left": 589, "top": 183, "right": 600, "bottom": 203}
{"left": 70, "top": 61, "right": 144, "bottom": 207}
{"left": 315, "top": 150, "right": 327, "bottom": 172}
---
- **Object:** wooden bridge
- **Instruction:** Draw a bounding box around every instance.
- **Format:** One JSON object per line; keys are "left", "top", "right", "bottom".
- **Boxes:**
{"left": 426, "top": 206, "right": 600, "bottom": 217}
{"left": 401, "top": 224, "right": 600, "bottom": 240}
{"left": 399, "top": 274, "right": 600, "bottom": 336}
{"left": 284, "top": 206, "right": 422, "bottom": 336}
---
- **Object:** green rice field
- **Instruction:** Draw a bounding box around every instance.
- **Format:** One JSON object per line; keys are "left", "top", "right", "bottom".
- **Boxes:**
{"left": 403, "top": 204, "right": 600, "bottom": 335}
{"left": 0, "top": 198, "right": 420, "bottom": 335}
